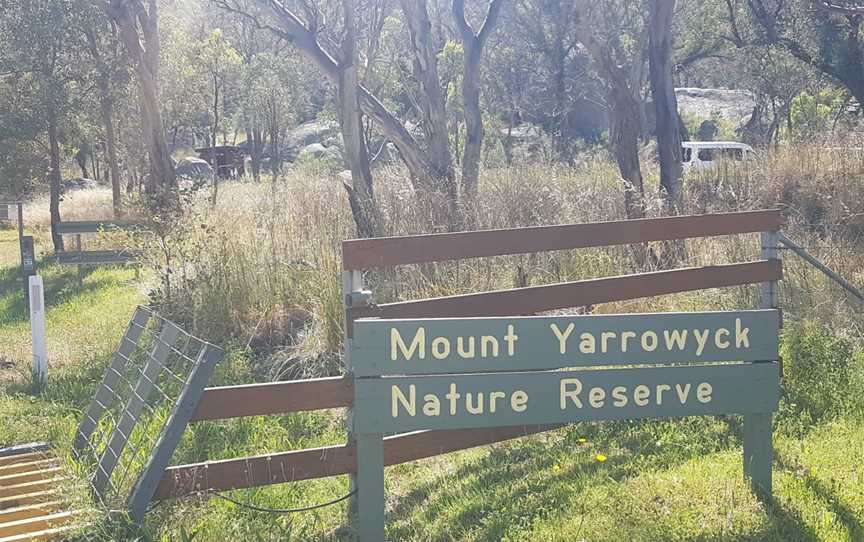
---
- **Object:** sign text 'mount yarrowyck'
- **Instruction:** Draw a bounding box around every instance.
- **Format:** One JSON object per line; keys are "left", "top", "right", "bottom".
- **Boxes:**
{"left": 351, "top": 310, "right": 780, "bottom": 377}
{"left": 352, "top": 363, "right": 780, "bottom": 433}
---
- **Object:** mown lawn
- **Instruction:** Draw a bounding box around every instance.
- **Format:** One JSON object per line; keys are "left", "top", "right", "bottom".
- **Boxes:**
{"left": 0, "top": 226, "right": 862, "bottom": 541}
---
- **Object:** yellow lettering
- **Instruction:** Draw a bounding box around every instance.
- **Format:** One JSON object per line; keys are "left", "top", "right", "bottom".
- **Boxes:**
{"left": 655, "top": 384, "right": 671, "bottom": 405}
{"left": 634, "top": 385, "right": 650, "bottom": 406}
{"left": 715, "top": 328, "right": 730, "bottom": 349}
{"left": 579, "top": 332, "right": 596, "bottom": 354}
{"left": 481, "top": 335, "right": 499, "bottom": 357}
{"left": 551, "top": 323, "right": 574, "bottom": 354}
{"left": 456, "top": 336, "right": 475, "bottom": 358}
{"left": 560, "top": 378, "right": 583, "bottom": 409}
{"left": 391, "top": 327, "right": 425, "bottom": 361}
{"left": 511, "top": 390, "right": 529, "bottom": 412}
{"left": 423, "top": 394, "right": 441, "bottom": 416}
{"left": 392, "top": 385, "right": 416, "bottom": 417}
{"left": 697, "top": 382, "right": 713, "bottom": 403}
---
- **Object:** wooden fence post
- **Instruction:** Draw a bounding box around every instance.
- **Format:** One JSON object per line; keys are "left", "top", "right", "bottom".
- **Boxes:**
{"left": 743, "top": 229, "right": 778, "bottom": 500}
{"left": 344, "top": 268, "right": 385, "bottom": 541}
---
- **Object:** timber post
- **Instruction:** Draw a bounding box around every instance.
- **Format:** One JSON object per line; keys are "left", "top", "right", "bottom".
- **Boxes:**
{"left": 343, "top": 268, "right": 386, "bottom": 541}
{"left": 743, "top": 229, "right": 780, "bottom": 500}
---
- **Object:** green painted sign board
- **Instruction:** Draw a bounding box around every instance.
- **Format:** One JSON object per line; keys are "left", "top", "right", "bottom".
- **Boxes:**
{"left": 353, "top": 363, "right": 779, "bottom": 433}
{"left": 351, "top": 310, "right": 779, "bottom": 377}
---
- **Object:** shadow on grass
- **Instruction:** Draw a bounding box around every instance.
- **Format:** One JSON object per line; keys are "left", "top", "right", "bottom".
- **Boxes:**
{"left": 385, "top": 422, "right": 737, "bottom": 541}
{"left": 6, "top": 352, "right": 113, "bottom": 409}
{"left": 685, "top": 496, "right": 822, "bottom": 542}
{"left": 386, "top": 438, "right": 621, "bottom": 540}
{"left": 762, "top": 451, "right": 864, "bottom": 542}
{"left": 0, "top": 261, "right": 129, "bottom": 325}
{"left": 386, "top": 419, "right": 858, "bottom": 542}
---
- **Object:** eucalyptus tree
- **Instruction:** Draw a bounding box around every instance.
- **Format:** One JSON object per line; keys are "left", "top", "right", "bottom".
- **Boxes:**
{"left": 574, "top": 0, "right": 650, "bottom": 219}
{"left": 197, "top": 29, "right": 243, "bottom": 148}
{"left": 106, "top": 0, "right": 177, "bottom": 210}
{"left": 0, "top": 0, "right": 82, "bottom": 251}
{"left": 212, "top": 0, "right": 502, "bottom": 234}
{"left": 648, "top": 0, "right": 682, "bottom": 211}
{"left": 745, "top": 0, "right": 864, "bottom": 109}
{"left": 453, "top": 0, "right": 502, "bottom": 203}
{"left": 77, "top": 1, "right": 129, "bottom": 216}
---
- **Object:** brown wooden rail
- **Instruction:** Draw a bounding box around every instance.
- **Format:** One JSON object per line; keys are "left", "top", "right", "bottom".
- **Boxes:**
{"left": 348, "top": 260, "right": 783, "bottom": 320}
{"left": 155, "top": 424, "right": 562, "bottom": 499}
{"left": 190, "top": 377, "right": 353, "bottom": 422}
{"left": 342, "top": 209, "right": 783, "bottom": 270}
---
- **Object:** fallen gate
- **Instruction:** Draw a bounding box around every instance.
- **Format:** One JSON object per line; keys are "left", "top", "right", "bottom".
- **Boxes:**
{"left": 0, "top": 307, "right": 224, "bottom": 540}
{"left": 146, "top": 209, "right": 784, "bottom": 540}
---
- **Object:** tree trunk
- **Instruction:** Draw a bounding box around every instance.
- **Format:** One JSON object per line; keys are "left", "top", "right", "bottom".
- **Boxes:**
{"left": 608, "top": 87, "right": 645, "bottom": 220}
{"left": 649, "top": 0, "right": 683, "bottom": 212}
{"left": 339, "top": 0, "right": 380, "bottom": 238}
{"left": 401, "top": 0, "right": 457, "bottom": 227}
{"left": 99, "top": 87, "right": 123, "bottom": 217}
{"left": 574, "top": 11, "right": 645, "bottom": 220}
{"left": 453, "top": 0, "right": 502, "bottom": 207}
{"left": 460, "top": 43, "right": 482, "bottom": 207}
{"left": 253, "top": 0, "right": 456, "bottom": 226}
{"left": 212, "top": 74, "right": 219, "bottom": 147}
{"left": 108, "top": 0, "right": 176, "bottom": 211}
{"left": 47, "top": 109, "right": 64, "bottom": 252}
{"left": 250, "top": 119, "right": 264, "bottom": 183}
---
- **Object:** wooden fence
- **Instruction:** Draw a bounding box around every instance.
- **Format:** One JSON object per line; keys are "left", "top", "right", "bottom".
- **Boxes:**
{"left": 154, "top": 209, "right": 783, "bottom": 501}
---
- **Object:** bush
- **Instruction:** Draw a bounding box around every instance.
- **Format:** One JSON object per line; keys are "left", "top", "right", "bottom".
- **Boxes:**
{"left": 777, "top": 322, "right": 859, "bottom": 434}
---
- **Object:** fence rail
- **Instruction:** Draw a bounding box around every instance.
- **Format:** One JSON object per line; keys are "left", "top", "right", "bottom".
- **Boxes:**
{"left": 189, "top": 376, "right": 353, "bottom": 422}
{"left": 348, "top": 260, "right": 782, "bottom": 321}
{"left": 342, "top": 209, "right": 782, "bottom": 269}
{"left": 57, "top": 220, "right": 146, "bottom": 235}
{"left": 156, "top": 421, "right": 562, "bottom": 499}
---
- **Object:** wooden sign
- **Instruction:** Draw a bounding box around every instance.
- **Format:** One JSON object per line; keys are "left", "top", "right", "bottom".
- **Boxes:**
{"left": 351, "top": 310, "right": 779, "bottom": 377}
{"left": 352, "top": 311, "right": 780, "bottom": 434}
{"left": 353, "top": 363, "right": 779, "bottom": 433}
{"left": 348, "top": 310, "right": 781, "bottom": 540}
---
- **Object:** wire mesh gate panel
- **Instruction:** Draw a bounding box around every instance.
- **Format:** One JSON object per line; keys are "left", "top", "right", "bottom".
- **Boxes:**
{"left": 72, "top": 306, "right": 223, "bottom": 520}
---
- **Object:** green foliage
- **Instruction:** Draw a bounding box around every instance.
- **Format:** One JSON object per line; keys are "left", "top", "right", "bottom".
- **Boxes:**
{"left": 777, "top": 323, "right": 860, "bottom": 435}
{"left": 789, "top": 89, "right": 847, "bottom": 139}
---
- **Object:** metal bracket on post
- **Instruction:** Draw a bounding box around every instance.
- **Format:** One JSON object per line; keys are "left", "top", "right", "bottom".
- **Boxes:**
{"left": 743, "top": 229, "right": 779, "bottom": 500}
{"left": 347, "top": 289, "right": 373, "bottom": 309}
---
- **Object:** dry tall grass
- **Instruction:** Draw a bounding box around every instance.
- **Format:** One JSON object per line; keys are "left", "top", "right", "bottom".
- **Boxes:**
{"left": 18, "top": 145, "right": 864, "bottom": 377}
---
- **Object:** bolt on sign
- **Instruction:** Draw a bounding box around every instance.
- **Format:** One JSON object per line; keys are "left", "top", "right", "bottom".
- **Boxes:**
{"left": 350, "top": 310, "right": 780, "bottom": 540}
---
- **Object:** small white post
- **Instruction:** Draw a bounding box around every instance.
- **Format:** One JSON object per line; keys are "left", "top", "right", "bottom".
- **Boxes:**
{"left": 29, "top": 275, "right": 48, "bottom": 384}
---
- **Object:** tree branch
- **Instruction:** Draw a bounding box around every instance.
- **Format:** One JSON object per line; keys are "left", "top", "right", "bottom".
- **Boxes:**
{"left": 818, "top": 1, "right": 864, "bottom": 15}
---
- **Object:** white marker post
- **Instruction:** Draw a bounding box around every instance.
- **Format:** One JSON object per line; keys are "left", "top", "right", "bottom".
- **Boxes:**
{"left": 29, "top": 275, "right": 48, "bottom": 384}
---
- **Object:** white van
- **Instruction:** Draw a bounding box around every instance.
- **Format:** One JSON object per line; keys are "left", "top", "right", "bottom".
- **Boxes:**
{"left": 682, "top": 141, "right": 754, "bottom": 170}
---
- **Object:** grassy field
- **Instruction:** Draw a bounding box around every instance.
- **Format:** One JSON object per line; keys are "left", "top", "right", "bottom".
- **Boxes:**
{"left": 1, "top": 152, "right": 864, "bottom": 541}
